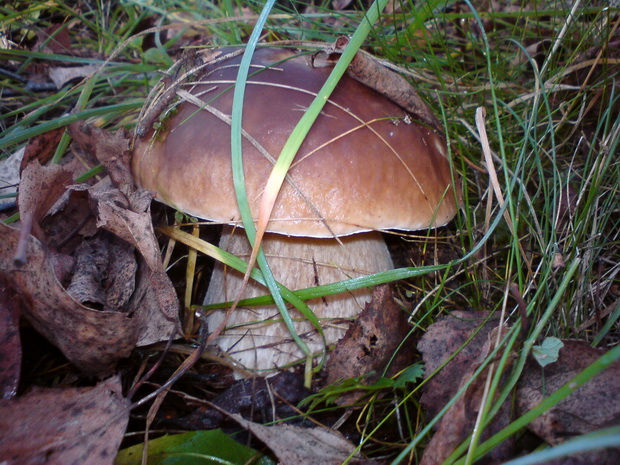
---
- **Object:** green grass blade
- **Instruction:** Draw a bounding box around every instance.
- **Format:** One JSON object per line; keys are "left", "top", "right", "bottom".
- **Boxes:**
{"left": 229, "top": 0, "right": 320, "bottom": 375}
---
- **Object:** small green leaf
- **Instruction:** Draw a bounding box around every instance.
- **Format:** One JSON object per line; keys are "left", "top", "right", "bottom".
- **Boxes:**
{"left": 143, "top": 47, "right": 173, "bottom": 67}
{"left": 532, "top": 337, "right": 564, "bottom": 368}
{"left": 394, "top": 364, "right": 425, "bottom": 389}
{"left": 114, "top": 429, "right": 274, "bottom": 465}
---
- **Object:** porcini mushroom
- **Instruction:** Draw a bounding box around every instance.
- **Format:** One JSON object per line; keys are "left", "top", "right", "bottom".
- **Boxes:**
{"left": 132, "top": 47, "right": 459, "bottom": 375}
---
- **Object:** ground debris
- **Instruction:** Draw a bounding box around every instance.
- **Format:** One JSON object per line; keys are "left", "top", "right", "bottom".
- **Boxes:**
{"left": 418, "top": 312, "right": 620, "bottom": 464}
{"left": 232, "top": 413, "right": 382, "bottom": 465}
{"left": 418, "top": 311, "right": 515, "bottom": 465}
{"left": 0, "top": 376, "right": 129, "bottom": 465}
{"left": 325, "top": 285, "right": 414, "bottom": 405}
{"left": 0, "top": 124, "right": 180, "bottom": 375}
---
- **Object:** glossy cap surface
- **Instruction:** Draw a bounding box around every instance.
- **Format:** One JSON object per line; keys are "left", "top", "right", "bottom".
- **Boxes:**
{"left": 132, "top": 47, "right": 459, "bottom": 237}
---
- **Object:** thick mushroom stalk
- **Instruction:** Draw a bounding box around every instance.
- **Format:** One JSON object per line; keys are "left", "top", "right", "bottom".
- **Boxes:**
{"left": 205, "top": 228, "right": 393, "bottom": 373}
{"left": 132, "top": 47, "right": 459, "bottom": 375}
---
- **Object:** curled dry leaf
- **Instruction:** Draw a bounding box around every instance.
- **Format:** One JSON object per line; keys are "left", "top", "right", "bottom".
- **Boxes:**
{"left": 418, "top": 311, "right": 499, "bottom": 419}
{"left": 68, "top": 122, "right": 134, "bottom": 189}
{"left": 418, "top": 311, "right": 515, "bottom": 465}
{"left": 66, "top": 234, "right": 137, "bottom": 312}
{"left": 0, "top": 376, "right": 129, "bottom": 465}
{"left": 76, "top": 125, "right": 181, "bottom": 344}
{"left": 1, "top": 223, "right": 139, "bottom": 374}
{"left": 0, "top": 127, "right": 180, "bottom": 374}
{"left": 20, "top": 127, "right": 66, "bottom": 173}
{"left": 325, "top": 285, "right": 414, "bottom": 404}
{"left": 231, "top": 414, "right": 380, "bottom": 465}
{"left": 17, "top": 160, "right": 75, "bottom": 232}
{"left": 48, "top": 64, "right": 100, "bottom": 90}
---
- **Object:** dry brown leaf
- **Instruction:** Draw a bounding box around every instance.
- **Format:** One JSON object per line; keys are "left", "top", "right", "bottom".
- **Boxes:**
{"left": 418, "top": 312, "right": 515, "bottom": 465}
{"left": 1, "top": 133, "right": 180, "bottom": 373}
{"left": 0, "top": 376, "right": 129, "bottom": 465}
{"left": 172, "top": 371, "right": 307, "bottom": 430}
{"left": 231, "top": 414, "right": 380, "bottom": 465}
{"left": 18, "top": 160, "right": 76, "bottom": 232}
{"left": 20, "top": 127, "right": 65, "bottom": 173}
{"left": 69, "top": 122, "right": 163, "bottom": 272}
{"left": 90, "top": 185, "right": 162, "bottom": 273}
{"left": 325, "top": 285, "right": 414, "bottom": 404}
{"left": 87, "top": 185, "right": 180, "bottom": 346}
{"left": 34, "top": 24, "right": 72, "bottom": 54}
{"left": 48, "top": 64, "right": 99, "bottom": 89}
{"left": 347, "top": 52, "right": 442, "bottom": 131}
{"left": 418, "top": 311, "right": 498, "bottom": 419}
{"left": 66, "top": 234, "right": 137, "bottom": 312}
{"left": 518, "top": 340, "right": 620, "bottom": 445}
{"left": 0, "top": 278, "right": 21, "bottom": 399}
{"left": 68, "top": 122, "right": 133, "bottom": 189}
{"left": 69, "top": 123, "right": 181, "bottom": 344}
{"left": 331, "top": 0, "right": 353, "bottom": 10}
{"left": 0, "top": 223, "right": 139, "bottom": 374}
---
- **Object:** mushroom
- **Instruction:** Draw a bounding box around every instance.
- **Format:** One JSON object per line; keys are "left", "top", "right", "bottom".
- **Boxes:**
{"left": 132, "top": 47, "right": 459, "bottom": 375}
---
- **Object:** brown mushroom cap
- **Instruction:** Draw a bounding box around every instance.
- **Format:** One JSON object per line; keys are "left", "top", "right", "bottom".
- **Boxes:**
{"left": 132, "top": 47, "right": 458, "bottom": 237}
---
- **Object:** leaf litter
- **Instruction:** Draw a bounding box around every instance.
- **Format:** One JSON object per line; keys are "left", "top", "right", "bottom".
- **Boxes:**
{"left": 0, "top": 124, "right": 181, "bottom": 375}
{"left": 325, "top": 285, "right": 415, "bottom": 405}
{"left": 231, "top": 414, "right": 382, "bottom": 465}
{"left": 0, "top": 376, "right": 130, "bottom": 465}
{"left": 417, "top": 311, "right": 620, "bottom": 464}
{"left": 418, "top": 311, "right": 516, "bottom": 465}
{"left": 0, "top": 123, "right": 181, "bottom": 460}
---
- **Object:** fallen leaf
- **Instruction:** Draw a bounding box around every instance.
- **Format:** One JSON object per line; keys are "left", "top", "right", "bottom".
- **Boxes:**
{"left": 72, "top": 124, "right": 182, "bottom": 345}
{"left": 518, "top": 340, "right": 620, "bottom": 445}
{"left": 312, "top": 44, "right": 442, "bottom": 131}
{"left": 0, "top": 376, "right": 129, "bottom": 465}
{"left": 325, "top": 285, "right": 414, "bottom": 404}
{"left": 35, "top": 24, "right": 72, "bottom": 54}
{"left": 0, "top": 223, "right": 138, "bottom": 374}
{"left": 169, "top": 371, "right": 308, "bottom": 430}
{"left": 417, "top": 311, "right": 499, "bottom": 420}
{"left": 231, "top": 414, "right": 380, "bottom": 465}
{"left": 20, "top": 127, "right": 65, "bottom": 173}
{"left": 1, "top": 149, "right": 180, "bottom": 373}
{"left": 17, "top": 160, "right": 75, "bottom": 232}
{"left": 90, "top": 185, "right": 161, "bottom": 274}
{"left": 43, "top": 184, "right": 97, "bottom": 254}
{"left": 66, "top": 233, "right": 137, "bottom": 312}
{"left": 48, "top": 64, "right": 99, "bottom": 89}
{"left": 0, "top": 277, "right": 21, "bottom": 399}
{"left": 418, "top": 312, "right": 515, "bottom": 465}
{"left": 68, "top": 122, "right": 133, "bottom": 189}
{"left": 66, "top": 236, "right": 111, "bottom": 307}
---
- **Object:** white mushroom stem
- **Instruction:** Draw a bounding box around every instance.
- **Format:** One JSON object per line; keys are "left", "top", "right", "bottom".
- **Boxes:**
{"left": 204, "top": 226, "right": 393, "bottom": 375}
